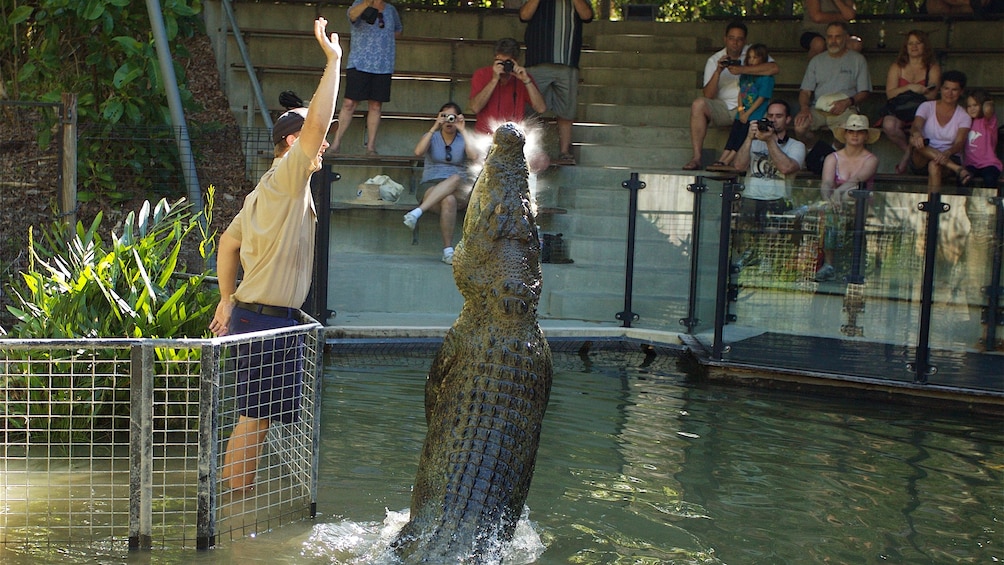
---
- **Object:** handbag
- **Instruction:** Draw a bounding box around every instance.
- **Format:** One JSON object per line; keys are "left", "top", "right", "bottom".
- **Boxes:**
{"left": 882, "top": 91, "right": 927, "bottom": 122}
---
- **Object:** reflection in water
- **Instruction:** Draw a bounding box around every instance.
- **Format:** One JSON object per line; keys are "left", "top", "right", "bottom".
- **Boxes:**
{"left": 2, "top": 346, "right": 1000, "bottom": 564}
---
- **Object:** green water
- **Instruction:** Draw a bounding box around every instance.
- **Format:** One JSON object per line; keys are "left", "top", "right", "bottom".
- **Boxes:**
{"left": 3, "top": 344, "right": 1001, "bottom": 563}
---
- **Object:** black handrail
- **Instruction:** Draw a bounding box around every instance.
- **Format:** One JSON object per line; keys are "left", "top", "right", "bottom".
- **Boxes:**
{"left": 985, "top": 187, "right": 1004, "bottom": 350}
{"left": 681, "top": 177, "right": 708, "bottom": 331}
{"left": 712, "top": 179, "right": 742, "bottom": 360}
{"left": 617, "top": 173, "right": 645, "bottom": 328}
{"left": 909, "top": 191, "right": 949, "bottom": 383}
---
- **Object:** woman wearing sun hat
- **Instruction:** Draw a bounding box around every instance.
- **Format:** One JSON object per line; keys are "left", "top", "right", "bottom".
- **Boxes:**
{"left": 815, "top": 113, "right": 880, "bottom": 281}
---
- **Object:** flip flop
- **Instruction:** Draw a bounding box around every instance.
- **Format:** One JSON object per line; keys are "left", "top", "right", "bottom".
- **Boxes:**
{"left": 958, "top": 168, "right": 974, "bottom": 187}
{"left": 682, "top": 159, "right": 701, "bottom": 171}
{"left": 707, "top": 161, "right": 739, "bottom": 173}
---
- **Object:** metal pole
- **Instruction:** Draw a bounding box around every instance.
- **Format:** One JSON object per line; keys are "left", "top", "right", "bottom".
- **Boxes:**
{"left": 304, "top": 165, "right": 336, "bottom": 322}
{"left": 221, "top": 0, "right": 274, "bottom": 131}
{"left": 616, "top": 172, "right": 645, "bottom": 327}
{"left": 984, "top": 188, "right": 1004, "bottom": 350}
{"left": 846, "top": 184, "right": 869, "bottom": 285}
{"left": 196, "top": 343, "right": 220, "bottom": 550}
{"left": 145, "top": 0, "right": 203, "bottom": 213}
{"left": 129, "top": 344, "right": 155, "bottom": 551}
{"left": 909, "top": 192, "right": 948, "bottom": 383}
{"left": 681, "top": 177, "right": 708, "bottom": 331}
{"left": 712, "top": 179, "right": 742, "bottom": 360}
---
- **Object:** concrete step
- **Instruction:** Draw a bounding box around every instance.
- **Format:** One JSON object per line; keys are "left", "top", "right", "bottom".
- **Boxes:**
{"left": 581, "top": 67, "right": 695, "bottom": 89}
{"left": 590, "top": 34, "right": 697, "bottom": 53}
{"left": 226, "top": 70, "right": 469, "bottom": 124}
{"left": 581, "top": 49, "right": 699, "bottom": 70}
{"left": 327, "top": 253, "right": 464, "bottom": 316}
{"left": 577, "top": 144, "right": 690, "bottom": 169}
{"left": 574, "top": 123, "right": 690, "bottom": 147}
{"left": 578, "top": 84, "right": 697, "bottom": 106}
{"left": 544, "top": 287, "right": 689, "bottom": 324}
{"left": 579, "top": 103, "right": 690, "bottom": 127}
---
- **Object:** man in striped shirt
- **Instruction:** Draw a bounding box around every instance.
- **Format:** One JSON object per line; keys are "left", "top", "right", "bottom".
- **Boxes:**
{"left": 519, "top": 0, "right": 593, "bottom": 165}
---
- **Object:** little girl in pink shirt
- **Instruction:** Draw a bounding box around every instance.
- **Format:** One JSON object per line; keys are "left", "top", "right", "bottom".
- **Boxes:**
{"left": 963, "top": 89, "right": 1002, "bottom": 188}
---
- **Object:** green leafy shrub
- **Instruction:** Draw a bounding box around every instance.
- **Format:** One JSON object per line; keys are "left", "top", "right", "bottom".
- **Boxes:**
{"left": 6, "top": 193, "right": 217, "bottom": 338}
{"left": 2, "top": 191, "right": 218, "bottom": 441}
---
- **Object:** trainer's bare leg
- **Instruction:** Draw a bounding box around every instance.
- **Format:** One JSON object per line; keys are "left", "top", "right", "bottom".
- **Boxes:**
{"left": 222, "top": 415, "right": 269, "bottom": 491}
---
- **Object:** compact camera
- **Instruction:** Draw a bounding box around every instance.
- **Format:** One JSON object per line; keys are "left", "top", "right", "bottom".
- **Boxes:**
{"left": 501, "top": 60, "right": 515, "bottom": 73}
{"left": 756, "top": 118, "right": 774, "bottom": 132}
{"left": 446, "top": 114, "right": 457, "bottom": 123}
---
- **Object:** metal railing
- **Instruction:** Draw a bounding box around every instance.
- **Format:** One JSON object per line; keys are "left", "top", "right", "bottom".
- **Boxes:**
{"left": 618, "top": 172, "right": 1003, "bottom": 394}
{"left": 0, "top": 316, "right": 323, "bottom": 551}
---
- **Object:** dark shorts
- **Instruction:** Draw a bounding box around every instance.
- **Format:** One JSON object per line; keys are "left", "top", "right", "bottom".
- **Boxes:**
{"left": 737, "top": 197, "right": 790, "bottom": 229}
{"left": 344, "top": 68, "right": 392, "bottom": 103}
{"left": 725, "top": 119, "right": 752, "bottom": 152}
{"left": 229, "top": 306, "right": 304, "bottom": 424}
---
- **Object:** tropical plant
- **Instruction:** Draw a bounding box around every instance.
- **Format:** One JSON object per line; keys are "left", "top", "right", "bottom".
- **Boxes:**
{"left": 6, "top": 191, "right": 217, "bottom": 339}
{"left": 2, "top": 189, "right": 218, "bottom": 441}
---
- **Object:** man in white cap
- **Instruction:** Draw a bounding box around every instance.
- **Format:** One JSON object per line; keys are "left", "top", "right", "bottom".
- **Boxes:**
{"left": 208, "top": 17, "right": 340, "bottom": 491}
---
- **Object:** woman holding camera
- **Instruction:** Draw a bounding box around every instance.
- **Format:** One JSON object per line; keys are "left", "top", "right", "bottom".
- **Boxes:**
{"left": 469, "top": 37, "right": 547, "bottom": 137}
{"left": 330, "top": 0, "right": 402, "bottom": 156}
{"left": 403, "top": 102, "right": 480, "bottom": 265}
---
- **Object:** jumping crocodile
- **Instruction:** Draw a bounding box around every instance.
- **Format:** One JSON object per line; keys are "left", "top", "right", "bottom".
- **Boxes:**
{"left": 392, "top": 123, "right": 554, "bottom": 564}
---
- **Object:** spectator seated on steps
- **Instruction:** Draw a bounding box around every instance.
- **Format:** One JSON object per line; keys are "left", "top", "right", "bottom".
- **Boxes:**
{"left": 794, "top": 21, "right": 871, "bottom": 149}
{"left": 683, "top": 20, "right": 779, "bottom": 171}
{"left": 402, "top": 102, "right": 479, "bottom": 265}
{"left": 879, "top": 30, "right": 941, "bottom": 175}
{"left": 908, "top": 70, "right": 973, "bottom": 191}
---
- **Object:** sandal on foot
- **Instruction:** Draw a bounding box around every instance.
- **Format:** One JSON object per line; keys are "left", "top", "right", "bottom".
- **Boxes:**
{"left": 958, "top": 168, "right": 974, "bottom": 186}
{"left": 682, "top": 159, "right": 702, "bottom": 171}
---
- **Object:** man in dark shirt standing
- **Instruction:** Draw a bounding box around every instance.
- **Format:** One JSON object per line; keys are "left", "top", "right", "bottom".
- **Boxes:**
{"left": 520, "top": 0, "right": 593, "bottom": 165}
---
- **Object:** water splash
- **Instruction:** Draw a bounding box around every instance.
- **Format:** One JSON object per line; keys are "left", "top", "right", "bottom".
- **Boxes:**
{"left": 302, "top": 507, "right": 546, "bottom": 564}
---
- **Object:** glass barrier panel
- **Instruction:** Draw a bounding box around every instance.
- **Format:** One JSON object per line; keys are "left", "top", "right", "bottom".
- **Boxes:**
{"left": 630, "top": 173, "right": 699, "bottom": 332}
{"left": 925, "top": 188, "right": 1004, "bottom": 391}
{"left": 717, "top": 182, "right": 926, "bottom": 384}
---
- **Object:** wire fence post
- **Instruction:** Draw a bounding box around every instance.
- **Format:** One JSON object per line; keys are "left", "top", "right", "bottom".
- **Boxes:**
{"left": 129, "top": 344, "right": 155, "bottom": 550}
{"left": 197, "top": 343, "right": 221, "bottom": 549}
{"left": 60, "top": 93, "right": 77, "bottom": 228}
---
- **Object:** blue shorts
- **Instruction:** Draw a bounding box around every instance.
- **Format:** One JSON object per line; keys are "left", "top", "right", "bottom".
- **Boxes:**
{"left": 229, "top": 306, "right": 303, "bottom": 424}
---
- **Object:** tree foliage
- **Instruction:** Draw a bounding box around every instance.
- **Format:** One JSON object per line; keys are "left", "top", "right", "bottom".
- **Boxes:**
{"left": 2, "top": 0, "right": 202, "bottom": 124}
{"left": 1, "top": 0, "right": 203, "bottom": 201}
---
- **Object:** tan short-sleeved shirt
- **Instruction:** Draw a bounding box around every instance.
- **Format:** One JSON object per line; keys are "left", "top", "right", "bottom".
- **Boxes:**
{"left": 225, "top": 140, "right": 319, "bottom": 308}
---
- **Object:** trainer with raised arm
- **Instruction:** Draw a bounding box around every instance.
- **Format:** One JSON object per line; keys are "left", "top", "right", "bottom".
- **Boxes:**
{"left": 209, "top": 17, "right": 341, "bottom": 492}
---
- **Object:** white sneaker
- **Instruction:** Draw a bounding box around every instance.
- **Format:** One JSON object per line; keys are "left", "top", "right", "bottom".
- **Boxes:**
{"left": 441, "top": 248, "right": 454, "bottom": 265}
{"left": 403, "top": 210, "right": 420, "bottom": 229}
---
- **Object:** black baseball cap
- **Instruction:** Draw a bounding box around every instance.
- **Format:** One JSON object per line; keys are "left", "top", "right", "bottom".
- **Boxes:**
{"left": 272, "top": 108, "right": 308, "bottom": 145}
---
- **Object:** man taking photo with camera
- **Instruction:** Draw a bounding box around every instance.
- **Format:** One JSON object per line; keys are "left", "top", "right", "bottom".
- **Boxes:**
{"left": 469, "top": 37, "right": 547, "bottom": 138}
{"left": 730, "top": 99, "right": 806, "bottom": 268}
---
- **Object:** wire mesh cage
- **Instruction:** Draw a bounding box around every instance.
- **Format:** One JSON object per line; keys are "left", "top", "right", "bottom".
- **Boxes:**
{"left": 0, "top": 318, "right": 323, "bottom": 553}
